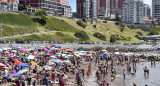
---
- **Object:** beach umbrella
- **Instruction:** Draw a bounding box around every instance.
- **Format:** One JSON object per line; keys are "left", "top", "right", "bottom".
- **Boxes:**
{"left": 0, "top": 63, "right": 5, "bottom": 68}
{"left": 55, "top": 46, "right": 61, "bottom": 48}
{"left": 64, "top": 62, "right": 73, "bottom": 65}
{"left": 46, "top": 62, "right": 54, "bottom": 66}
{"left": 37, "top": 56, "right": 43, "bottom": 58}
{"left": 14, "top": 59, "right": 21, "bottom": 65}
{"left": 33, "top": 55, "right": 38, "bottom": 57}
{"left": 75, "top": 54, "right": 81, "bottom": 57}
{"left": 26, "top": 55, "right": 34, "bottom": 60}
{"left": 51, "top": 59, "right": 63, "bottom": 63}
{"left": 115, "top": 52, "right": 120, "bottom": 55}
{"left": 45, "top": 46, "right": 51, "bottom": 49}
{"left": 14, "top": 46, "right": 21, "bottom": 49}
{"left": 7, "top": 53, "right": 13, "bottom": 56}
{"left": 101, "top": 50, "right": 107, "bottom": 52}
{"left": 50, "top": 56, "right": 57, "bottom": 59}
{"left": 45, "top": 50, "right": 51, "bottom": 53}
{"left": 86, "top": 54, "right": 91, "bottom": 57}
{"left": 16, "top": 69, "right": 28, "bottom": 76}
{"left": 62, "top": 56, "right": 69, "bottom": 59}
{"left": 61, "top": 60, "right": 70, "bottom": 63}
{"left": 44, "top": 49, "right": 48, "bottom": 51}
{"left": 67, "top": 48, "right": 73, "bottom": 51}
{"left": 17, "top": 63, "right": 29, "bottom": 67}
{"left": 4, "top": 51, "right": 9, "bottom": 54}
{"left": 42, "top": 65, "right": 52, "bottom": 70}
{"left": 12, "top": 50, "right": 17, "bottom": 53}
{"left": 45, "top": 53, "right": 51, "bottom": 56}
{"left": 38, "top": 48, "right": 43, "bottom": 52}
{"left": 31, "top": 61, "right": 36, "bottom": 66}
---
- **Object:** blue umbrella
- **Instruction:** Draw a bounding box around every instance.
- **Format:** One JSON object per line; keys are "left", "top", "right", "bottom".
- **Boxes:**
{"left": 55, "top": 46, "right": 61, "bottom": 48}
{"left": 51, "top": 59, "right": 62, "bottom": 63}
{"left": 14, "top": 46, "right": 21, "bottom": 49}
{"left": 17, "top": 63, "right": 29, "bottom": 67}
{"left": 42, "top": 65, "right": 52, "bottom": 68}
{"left": 45, "top": 50, "right": 51, "bottom": 53}
{"left": 16, "top": 69, "right": 29, "bottom": 76}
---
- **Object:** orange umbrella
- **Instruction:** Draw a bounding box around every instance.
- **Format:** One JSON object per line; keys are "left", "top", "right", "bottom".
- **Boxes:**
{"left": 86, "top": 54, "right": 91, "bottom": 57}
{"left": 4, "top": 51, "right": 9, "bottom": 54}
{"left": 14, "top": 59, "right": 21, "bottom": 65}
{"left": 46, "top": 46, "right": 51, "bottom": 49}
{"left": 38, "top": 48, "right": 43, "bottom": 50}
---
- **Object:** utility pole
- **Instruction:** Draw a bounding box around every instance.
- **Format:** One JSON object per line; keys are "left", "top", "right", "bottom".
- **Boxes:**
{"left": 48, "top": 24, "right": 49, "bottom": 42}
{"left": 1, "top": 20, "right": 2, "bottom": 43}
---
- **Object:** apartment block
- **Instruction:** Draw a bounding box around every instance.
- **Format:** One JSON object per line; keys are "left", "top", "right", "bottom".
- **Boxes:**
{"left": 0, "top": 0, "right": 18, "bottom": 12}
{"left": 19, "top": 0, "right": 72, "bottom": 17}
{"left": 143, "top": 4, "right": 150, "bottom": 18}
{"left": 76, "top": 0, "right": 98, "bottom": 22}
{"left": 121, "top": 0, "right": 143, "bottom": 24}
{"left": 152, "top": 0, "right": 160, "bottom": 25}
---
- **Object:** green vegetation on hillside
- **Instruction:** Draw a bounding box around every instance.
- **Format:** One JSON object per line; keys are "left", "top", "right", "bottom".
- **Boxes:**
{"left": 0, "top": 12, "right": 150, "bottom": 43}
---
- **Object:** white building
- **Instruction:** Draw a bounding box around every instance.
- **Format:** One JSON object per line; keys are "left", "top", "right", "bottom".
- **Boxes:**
{"left": 121, "top": 0, "right": 143, "bottom": 24}
{"left": 0, "top": 0, "right": 18, "bottom": 12}
{"left": 38, "top": 0, "right": 72, "bottom": 17}
{"left": 152, "top": 0, "right": 160, "bottom": 25}
{"left": 143, "top": 4, "right": 150, "bottom": 19}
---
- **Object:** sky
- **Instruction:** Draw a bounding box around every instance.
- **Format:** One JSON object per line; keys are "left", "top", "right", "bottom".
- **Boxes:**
{"left": 68, "top": 0, "right": 152, "bottom": 12}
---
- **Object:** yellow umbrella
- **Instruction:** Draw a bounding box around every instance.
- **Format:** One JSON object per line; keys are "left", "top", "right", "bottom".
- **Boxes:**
{"left": 31, "top": 61, "right": 37, "bottom": 66}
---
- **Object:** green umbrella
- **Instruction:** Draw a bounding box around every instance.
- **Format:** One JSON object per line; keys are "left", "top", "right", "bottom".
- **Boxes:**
{"left": 64, "top": 62, "right": 73, "bottom": 65}
{"left": 62, "top": 56, "right": 70, "bottom": 59}
{"left": 37, "top": 56, "right": 43, "bottom": 58}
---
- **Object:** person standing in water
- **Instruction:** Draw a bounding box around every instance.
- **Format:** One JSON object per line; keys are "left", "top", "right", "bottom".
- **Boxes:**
{"left": 123, "top": 70, "right": 126, "bottom": 80}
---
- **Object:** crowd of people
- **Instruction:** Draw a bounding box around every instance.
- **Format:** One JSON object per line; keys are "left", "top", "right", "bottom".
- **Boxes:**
{"left": 0, "top": 45, "right": 158, "bottom": 86}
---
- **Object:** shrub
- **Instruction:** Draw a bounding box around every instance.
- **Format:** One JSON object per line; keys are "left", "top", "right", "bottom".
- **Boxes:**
{"left": 93, "top": 32, "right": 106, "bottom": 41}
{"left": 135, "top": 35, "right": 142, "bottom": 40}
{"left": 120, "top": 27, "right": 124, "bottom": 32}
{"left": 76, "top": 20, "right": 86, "bottom": 28}
{"left": 56, "top": 32, "right": 64, "bottom": 37}
{"left": 110, "top": 35, "right": 118, "bottom": 43}
{"left": 127, "top": 25, "right": 151, "bottom": 32}
{"left": 148, "top": 30, "right": 159, "bottom": 35}
{"left": 93, "top": 25, "right": 96, "bottom": 28}
{"left": 74, "top": 31, "right": 90, "bottom": 40}
{"left": 136, "top": 31, "right": 143, "bottom": 36}
{"left": 32, "top": 18, "right": 46, "bottom": 26}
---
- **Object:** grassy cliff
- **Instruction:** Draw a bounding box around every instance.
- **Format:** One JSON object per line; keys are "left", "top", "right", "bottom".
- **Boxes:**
{"left": 0, "top": 12, "right": 148, "bottom": 43}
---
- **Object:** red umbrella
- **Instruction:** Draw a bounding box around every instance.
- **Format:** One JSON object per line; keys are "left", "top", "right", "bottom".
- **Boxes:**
{"left": 0, "top": 63, "right": 5, "bottom": 68}
{"left": 14, "top": 59, "right": 21, "bottom": 65}
{"left": 33, "top": 55, "right": 38, "bottom": 57}
{"left": 67, "top": 48, "right": 73, "bottom": 51}
{"left": 45, "top": 53, "right": 51, "bottom": 56}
